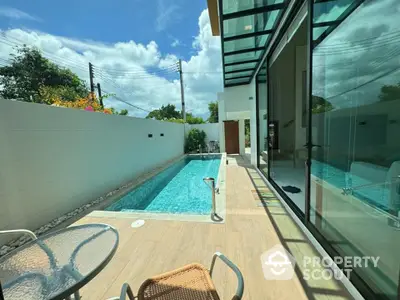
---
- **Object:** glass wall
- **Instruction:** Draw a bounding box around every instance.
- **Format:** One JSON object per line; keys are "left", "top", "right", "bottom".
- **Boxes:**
{"left": 267, "top": 15, "right": 308, "bottom": 214}
{"left": 256, "top": 63, "right": 268, "bottom": 176}
{"left": 311, "top": 0, "right": 400, "bottom": 298}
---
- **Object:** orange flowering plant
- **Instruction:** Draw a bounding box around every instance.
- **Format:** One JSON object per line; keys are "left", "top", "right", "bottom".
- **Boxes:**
{"left": 51, "top": 93, "right": 103, "bottom": 112}
{"left": 39, "top": 86, "right": 117, "bottom": 114}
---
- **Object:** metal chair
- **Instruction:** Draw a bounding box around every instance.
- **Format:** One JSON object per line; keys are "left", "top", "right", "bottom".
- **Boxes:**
{"left": 112, "top": 252, "right": 244, "bottom": 300}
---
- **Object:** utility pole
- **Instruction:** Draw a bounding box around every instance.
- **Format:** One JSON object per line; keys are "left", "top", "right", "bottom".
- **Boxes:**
{"left": 88, "top": 62, "right": 95, "bottom": 99}
{"left": 178, "top": 59, "right": 186, "bottom": 122}
{"left": 97, "top": 83, "right": 104, "bottom": 108}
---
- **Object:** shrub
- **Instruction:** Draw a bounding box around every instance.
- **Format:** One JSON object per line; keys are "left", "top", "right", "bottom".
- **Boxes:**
{"left": 185, "top": 128, "right": 206, "bottom": 153}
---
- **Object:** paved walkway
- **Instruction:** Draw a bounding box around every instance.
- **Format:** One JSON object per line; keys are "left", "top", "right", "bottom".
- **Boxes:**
{"left": 75, "top": 155, "right": 353, "bottom": 300}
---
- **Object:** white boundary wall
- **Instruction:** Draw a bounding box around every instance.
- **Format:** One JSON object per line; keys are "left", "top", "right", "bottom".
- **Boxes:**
{"left": 0, "top": 99, "right": 184, "bottom": 233}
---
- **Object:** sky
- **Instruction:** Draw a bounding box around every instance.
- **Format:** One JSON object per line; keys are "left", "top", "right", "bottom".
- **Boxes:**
{"left": 0, "top": 0, "right": 223, "bottom": 118}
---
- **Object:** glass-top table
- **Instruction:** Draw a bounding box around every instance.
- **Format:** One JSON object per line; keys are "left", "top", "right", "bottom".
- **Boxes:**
{"left": 0, "top": 224, "right": 119, "bottom": 300}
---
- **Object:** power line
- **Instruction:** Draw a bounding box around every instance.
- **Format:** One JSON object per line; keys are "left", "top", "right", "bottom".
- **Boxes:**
{"left": 92, "top": 66, "right": 179, "bottom": 78}
{"left": 95, "top": 62, "right": 179, "bottom": 73}
{"left": 93, "top": 69, "right": 178, "bottom": 80}
{"left": 1, "top": 35, "right": 219, "bottom": 79}
{"left": 314, "top": 36, "right": 400, "bottom": 56}
{"left": 102, "top": 89, "right": 151, "bottom": 113}
{"left": 0, "top": 38, "right": 89, "bottom": 73}
{"left": 315, "top": 29, "right": 400, "bottom": 49}
{"left": 95, "top": 71, "right": 179, "bottom": 90}
{"left": 326, "top": 65, "right": 400, "bottom": 101}
{"left": 0, "top": 33, "right": 180, "bottom": 77}
{"left": 93, "top": 67, "right": 178, "bottom": 75}
{"left": 0, "top": 34, "right": 178, "bottom": 112}
{"left": 92, "top": 62, "right": 179, "bottom": 75}
{"left": 98, "top": 75, "right": 176, "bottom": 112}
{"left": 313, "top": 44, "right": 400, "bottom": 69}
{"left": 0, "top": 34, "right": 80, "bottom": 65}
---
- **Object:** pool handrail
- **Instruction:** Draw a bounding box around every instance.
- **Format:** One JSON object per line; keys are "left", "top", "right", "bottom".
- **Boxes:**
{"left": 342, "top": 175, "right": 400, "bottom": 195}
{"left": 203, "top": 177, "right": 216, "bottom": 218}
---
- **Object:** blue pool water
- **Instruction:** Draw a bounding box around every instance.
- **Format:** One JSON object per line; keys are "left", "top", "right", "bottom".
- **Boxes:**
{"left": 106, "top": 155, "right": 221, "bottom": 214}
{"left": 311, "top": 160, "right": 390, "bottom": 211}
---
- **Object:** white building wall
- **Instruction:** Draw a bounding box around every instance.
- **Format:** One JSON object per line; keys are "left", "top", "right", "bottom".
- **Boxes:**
{"left": 0, "top": 99, "right": 184, "bottom": 234}
{"left": 223, "top": 85, "right": 251, "bottom": 120}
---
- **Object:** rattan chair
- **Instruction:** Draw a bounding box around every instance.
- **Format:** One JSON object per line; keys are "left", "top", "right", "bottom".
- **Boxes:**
{"left": 112, "top": 252, "right": 244, "bottom": 300}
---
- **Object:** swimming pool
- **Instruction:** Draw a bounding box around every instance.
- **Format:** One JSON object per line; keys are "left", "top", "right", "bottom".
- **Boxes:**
{"left": 106, "top": 155, "right": 221, "bottom": 214}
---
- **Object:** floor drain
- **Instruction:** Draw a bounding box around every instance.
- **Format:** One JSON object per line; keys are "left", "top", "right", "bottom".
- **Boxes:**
{"left": 131, "top": 220, "right": 145, "bottom": 228}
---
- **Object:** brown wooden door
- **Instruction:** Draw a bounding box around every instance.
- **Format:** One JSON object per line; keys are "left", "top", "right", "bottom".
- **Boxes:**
{"left": 224, "top": 121, "right": 239, "bottom": 154}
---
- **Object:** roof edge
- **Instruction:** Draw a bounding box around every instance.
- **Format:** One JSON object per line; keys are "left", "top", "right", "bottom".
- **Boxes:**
{"left": 207, "top": 0, "right": 220, "bottom": 36}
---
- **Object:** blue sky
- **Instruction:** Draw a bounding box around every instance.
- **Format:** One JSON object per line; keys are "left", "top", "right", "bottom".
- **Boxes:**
{"left": 0, "top": 0, "right": 223, "bottom": 117}
{"left": 0, "top": 0, "right": 206, "bottom": 60}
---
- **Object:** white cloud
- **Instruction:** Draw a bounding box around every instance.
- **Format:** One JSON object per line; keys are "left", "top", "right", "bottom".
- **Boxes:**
{"left": 0, "top": 6, "right": 41, "bottom": 22}
{"left": 312, "top": 0, "right": 400, "bottom": 109}
{"left": 0, "top": 9, "right": 223, "bottom": 118}
{"left": 171, "top": 38, "right": 181, "bottom": 47}
{"left": 155, "top": 0, "right": 180, "bottom": 32}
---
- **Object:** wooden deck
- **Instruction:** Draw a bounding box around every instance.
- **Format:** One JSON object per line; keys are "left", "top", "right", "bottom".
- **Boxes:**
{"left": 75, "top": 155, "right": 353, "bottom": 300}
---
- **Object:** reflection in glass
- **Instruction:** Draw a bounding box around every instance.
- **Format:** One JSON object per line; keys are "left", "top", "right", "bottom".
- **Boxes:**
{"left": 311, "top": 0, "right": 400, "bottom": 298}
{"left": 222, "top": 0, "right": 284, "bottom": 15}
{"left": 225, "top": 62, "right": 258, "bottom": 73}
{"left": 223, "top": 11, "right": 278, "bottom": 38}
{"left": 225, "top": 71, "right": 253, "bottom": 79}
{"left": 225, "top": 78, "right": 250, "bottom": 85}
{"left": 268, "top": 17, "right": 308, "bottom": 213}
{"left": 224, "top": 35, "right": 270, "bottom": 53}
{"left": 224, "top": 51, "right": 263, "bottom": 65}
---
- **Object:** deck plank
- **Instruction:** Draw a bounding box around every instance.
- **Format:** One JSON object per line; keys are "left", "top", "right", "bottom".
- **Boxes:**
{"left": 76, "top": 155, "right": 353, "bottom": 300}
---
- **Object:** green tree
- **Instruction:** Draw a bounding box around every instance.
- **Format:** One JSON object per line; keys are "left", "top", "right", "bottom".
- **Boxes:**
{"left": 0, "top": 46, "right": 88, "bottom": 102}
{"left": 379, "top": 83, "right": 400, "bottom": 102}
{"left": 107, "top": 107, "right": 129, "bottom": 115}
{"left": 146, "top": 104, "right": 181, "bottom": 120}
{"left": 207, "top": 101, "right": 218, "bottom": 123}
{"left": 186, "top": 112, "right": 205, "bottom": 124}
{"left": 311, "top": 95, "right": 334, "bottom": 114}
{"left": 146, "top": 104, "right": 205, "bottom": 124}
{"left": 119, "top": 109, "right": 129, "bottom": 115}
{"left": 185, "top": 128, "right": 207, "bottom": 153}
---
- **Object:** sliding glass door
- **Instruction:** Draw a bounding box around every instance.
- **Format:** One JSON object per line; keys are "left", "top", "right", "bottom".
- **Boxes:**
{"left": 266, "top": 7, "right": 309, "bottom": 214}
{"left": 310, "top": 0, "right": 400, "bottom": 298}
{"left": 254, "top": 0, "right": 400, "bottom": 297}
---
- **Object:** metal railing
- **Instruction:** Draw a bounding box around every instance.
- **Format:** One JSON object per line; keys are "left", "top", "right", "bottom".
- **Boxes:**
{"left": 203, "top": 177, "right": 216, "bottom": 218}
